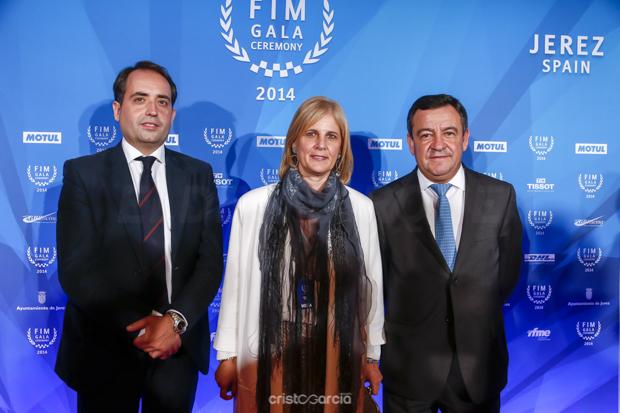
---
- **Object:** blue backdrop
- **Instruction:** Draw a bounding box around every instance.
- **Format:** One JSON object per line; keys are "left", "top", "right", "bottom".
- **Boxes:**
{"left": 0, "top": 0, "right": 618, "bottom": 412}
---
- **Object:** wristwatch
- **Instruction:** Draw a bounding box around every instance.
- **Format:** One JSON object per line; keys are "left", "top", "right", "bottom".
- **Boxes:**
{"left": 167, "top": 311, "right": 188, "bottom": 335}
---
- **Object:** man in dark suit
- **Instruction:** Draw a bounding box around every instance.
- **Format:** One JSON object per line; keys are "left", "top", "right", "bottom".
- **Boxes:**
{"left": 55, "top": 61, "right": 223, "bottom": 413}
{"left": 371, "top": 94, "right": 522, "bottom": 413}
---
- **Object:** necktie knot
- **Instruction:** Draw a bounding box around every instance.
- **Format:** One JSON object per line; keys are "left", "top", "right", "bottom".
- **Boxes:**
{"left": 138, "top": 156, "right": 157, "bottom": 173}
{"left": 430, "top": 183, "right": 452, "bottom": 197}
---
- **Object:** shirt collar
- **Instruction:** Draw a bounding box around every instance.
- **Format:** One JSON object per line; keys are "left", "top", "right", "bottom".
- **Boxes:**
{"left": 417, "top": 164, "right": 466, "bottom": 191}
{"left": 122, "top": 138, "right": 166, "bottom": 165}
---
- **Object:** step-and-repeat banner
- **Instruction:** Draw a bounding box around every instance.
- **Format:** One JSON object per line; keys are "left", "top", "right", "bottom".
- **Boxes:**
{"left": 0, "top": 0, "right": 618, "bottom": 412}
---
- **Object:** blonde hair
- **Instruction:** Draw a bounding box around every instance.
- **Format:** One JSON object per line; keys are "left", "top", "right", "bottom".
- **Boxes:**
{"left": 279, "top": 96, "right": 353, "bottom": 184}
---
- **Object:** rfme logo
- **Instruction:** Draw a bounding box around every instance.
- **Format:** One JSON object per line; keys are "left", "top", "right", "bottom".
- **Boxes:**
{"left": 256, "top": 136, "right": 286, "bottom": 148}
{"left": 473, "top": 140, "right": 507, "bottom": 152}
{"left": 527, "top": 327, "right": 551, "bottom": 341}
{"left": 23, "top": 131, "right": 62, "bottom": 144}
{"left": 575, "top": 143, "right": 607, "bottom": 155}
{"left": 524, "top": 253, "right": 555, "bottom": 264}
{"left": 165, "top": 134, "right": 179, "bottom": 146}
{"left": 367, "top": 138, "right": 402, "bottom": 151}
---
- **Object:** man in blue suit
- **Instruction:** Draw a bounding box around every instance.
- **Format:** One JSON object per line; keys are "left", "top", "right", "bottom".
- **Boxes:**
{"left": 55, "top": 61, "right": 223, "bottom": 413}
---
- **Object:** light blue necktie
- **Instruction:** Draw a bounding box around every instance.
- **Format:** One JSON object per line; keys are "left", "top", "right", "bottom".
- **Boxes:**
{"left": 430, "top": 183, "right": 457, "bottom": 271}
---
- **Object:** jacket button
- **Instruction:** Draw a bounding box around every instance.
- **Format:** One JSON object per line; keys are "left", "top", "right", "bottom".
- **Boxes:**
{"left": 452, "top": 277, "right": 459, "bottom": 285}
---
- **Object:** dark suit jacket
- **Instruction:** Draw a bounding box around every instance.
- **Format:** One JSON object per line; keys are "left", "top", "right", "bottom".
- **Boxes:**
{"left": 371, "top": 166, "right": 522, "bottom": 403}
{"left": 55, "top": 144, "right": 223, "bottom": 391}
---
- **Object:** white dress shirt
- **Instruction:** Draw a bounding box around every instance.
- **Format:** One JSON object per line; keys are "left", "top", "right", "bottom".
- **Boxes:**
{"left": 121, "top": 139, "right": 173, "bottom": 304}
{"left": 417, "top": 165, "right": 466, "bottom": 249}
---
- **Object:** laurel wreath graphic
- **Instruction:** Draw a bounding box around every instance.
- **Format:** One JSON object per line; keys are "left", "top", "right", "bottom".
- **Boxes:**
{"left": 528, "top": 136, "right": 554, "bottom": 156}
{"left": 27, "top": 327, "right": 58, "bottom": 349}
{"left": 527, "top": 210, "right": 553, "bottom": 230}
{"left": 27, "top": 165, "right": 57, "bottom": 187}
{"left": 259, "top": 168, "right": 279, "bottom": 186}
{"left": 576, "top": 321, "right": 601, "bottom": 341}
{"left": 577, "top": 247, "right": 602, "bottom": 268}
{"left": 220, "top": 0, "right": 334, "bottom": 77}
{"left": 203, "top": 128, "right": 233, "bottom": 149}
{"left": 219, "top": 207, "right": 232, "bottom": 226}
{"left": 578, "top": 173, "right": 604, "bottom": 194}
{"left": 371, "top": 170, "right": 399, "bottom": 188}
{"left": 27, "top": 246, "right": 57, "bottom": 268}
{"left": 87, "top": 125, "right": 117, "bottom": 147}
{"left": 526, "top": 285, "right": 552, "bottom": 305}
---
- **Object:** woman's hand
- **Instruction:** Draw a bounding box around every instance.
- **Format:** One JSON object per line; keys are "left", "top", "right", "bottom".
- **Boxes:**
{"left": 362, "top": 360, "right": 383, "bottom": 395}
{"left": 215, "top": 358, "right": 238, "bottom": 400}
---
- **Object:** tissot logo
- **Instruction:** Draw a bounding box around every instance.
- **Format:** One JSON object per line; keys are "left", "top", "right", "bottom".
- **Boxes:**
{"left": 213, "top": 172, "right": 233, "bottom": 187}
{"left": 473, "top": 140, "right": 507, "bottom": 153}
{"left": 524, "top": 253, "right": 555, "bottom": 263}
{"left": 367, "top": 138, "right": 402, "bottom": 151}
{"left": 256, "top": 135, "right": 286, "bottom": 148}
{"left": 526, "top": 177, "right": 555, "bottom": 192}
{"left": 23, "top": 131, "right": 62, "bottom": 144}
{"left": 575, "top": 143, "right": 607, "bottom": 154}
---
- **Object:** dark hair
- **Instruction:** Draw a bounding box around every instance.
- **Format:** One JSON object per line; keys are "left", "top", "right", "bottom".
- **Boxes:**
{"left": 113, "top": 60, "right": 177, "bottom": 106}
{"left": 406, "top": 94, "right": 468, "bottom": 136}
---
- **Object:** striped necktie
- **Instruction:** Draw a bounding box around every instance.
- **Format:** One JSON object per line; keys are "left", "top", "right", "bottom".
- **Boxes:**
{"left": 430, "top": 183, "right": 457, "bottom": 271}
{"left": 137, "top": 156, "right": 167, "bottom": 308}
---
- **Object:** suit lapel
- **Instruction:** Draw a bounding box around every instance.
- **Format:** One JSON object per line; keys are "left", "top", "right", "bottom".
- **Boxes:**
{"left": 105, "top": 144, "right": 144, "bottom": 268}
{"left": 394, "top": 169, "right": 451, "bottom": 274}
{"left": 165, "top": 149, "right": 190, "bottom": 264}
{"left": 453, "top": 167, "right": 482, "bottom": 273}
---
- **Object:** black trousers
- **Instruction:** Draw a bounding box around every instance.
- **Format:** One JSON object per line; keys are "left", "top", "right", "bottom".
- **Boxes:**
{"left": 77, "top": 348, "right": 199, "bottom": 413}
{"left": 383, "top": 356, "right": 500, "bottom": 413}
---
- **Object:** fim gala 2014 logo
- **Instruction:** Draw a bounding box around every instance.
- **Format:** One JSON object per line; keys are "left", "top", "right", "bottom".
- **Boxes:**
{"left": 578, "top": 173, "right": 603, "bottom": 199}
{"left": 27, "top": 164, "right": 58, "bottom": 193}
{"left": 204, "top": 127, "right": 233, "bottom": 155}
{"left": 220, "top": 0, "right": 334, "bottom": 78}
{"left": 27, "top": 327, "right": 58, "bottom": 355}
{"left": 527, "top": 284, "right": 552, "bottom": 310}
{"left": 87, "top": 124, "right": 117, "bottom": 151}
{"left": 210, "top": 287, "right": 223, "bottom": 315}
{"left": 527, "top": 209, "right": 553, "bottom": 235}
{"left": 528, "top": 135, "right": 554, "bottom": 160}
{"left": 576, "top": 321, "right": 601, "bottom": 346}
{"left": 220, "top": 207, "right": 233, "bottom": 226}
{"left": 371, "top": 170, "right": 399, "bottom": 188}
{"left": 483, "top": 171, "right": 504, "bottom": 181}
{"left": 260, "top": 168, "right": 280, "bottom": 185}
{"left": 27, "top": 246, "right": 57, "bottom": 274}
{"left": 577, "top": 247, "right": 602, "bottom": 273}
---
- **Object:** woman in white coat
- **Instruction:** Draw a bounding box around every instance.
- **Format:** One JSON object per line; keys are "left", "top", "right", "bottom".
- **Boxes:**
{"left": 214, "top": 96, "right": 385, "bottom": 413}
